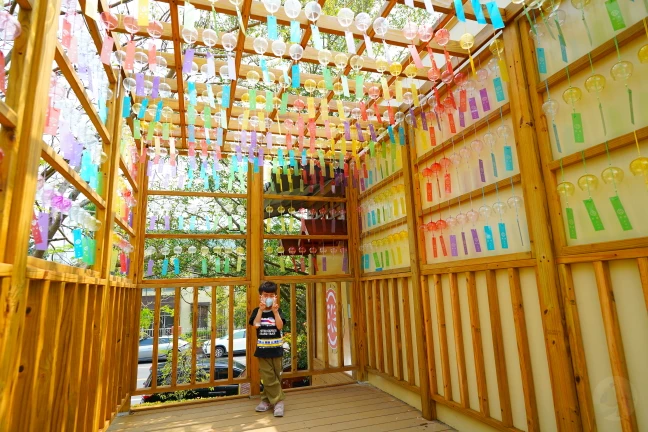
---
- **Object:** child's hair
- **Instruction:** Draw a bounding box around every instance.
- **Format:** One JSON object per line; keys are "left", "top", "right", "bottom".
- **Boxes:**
{"left": 258, "top": 280, "right": 278, "bottom": 295}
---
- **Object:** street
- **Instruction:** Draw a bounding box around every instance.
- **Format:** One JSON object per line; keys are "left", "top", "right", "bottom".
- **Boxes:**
{"left": 131, "top": 354, "right": 247, "bottom": 406}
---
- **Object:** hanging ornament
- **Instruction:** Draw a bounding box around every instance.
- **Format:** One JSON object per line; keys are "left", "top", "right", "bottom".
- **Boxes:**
{"left": 355, "top": 12, "right": 373, "bottom": 57}
{"left": 337, "top": 8, "right": 356, "bottom": 54}
{"left": 610, "top": 55, "right": 634, "bottom": 126}
{"left": 577, "top": 155, "right": 605, "bottom": 232}
{"left": 562, "top": 82, "right": 584, "bottom": 147}
{"left": 304, "top": 1, "right": 323, "bottom": 49}
{"left": 459, "top": 33, "right": 476, "bottom": 76}
{"left": 542, "top": 94, "right": 561, "bottom": 153}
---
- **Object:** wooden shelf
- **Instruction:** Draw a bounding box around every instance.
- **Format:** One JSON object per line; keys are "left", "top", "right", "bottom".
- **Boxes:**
{"left": 359, "top": 170, "right": 404, "bottom": 200}
{"left": 536, "top": 21, "right": 646, "bottom": 93}
{"left": 263, "top": 194, "right": 347, "bottom": 203}
{"left": 40, "top": 141, "right": 106, "bottom": 210}
{"left": 360, "top": 216, "right": 408, "bottom": 239}
{"left": 420, "top": 174, "right": 521, "bottom": 217}
{"left": 119, "top": 158, "right": 139, "bottom": 193}
{"left": 0, "top": 100, "right": 17, "bottom": 128}
{"left": 114, "top": 216, "right": 135, "bottom": 238}
{"left": 148, "top": 190, "right": 246, "bottom": 199}
{"left": 416, "top": 104, "right": 511, "bottom": 166}
{"left": 54, "top": 43, "right": 112, "bottom": 145}
{"left": 264, "top": 234, "right": 348, "bottom": 240}
{"left": 145, "top": 233, "right": 246, "bottom": 239}
{"left": 547, "top": 126, "right": 648, "bottom": 171}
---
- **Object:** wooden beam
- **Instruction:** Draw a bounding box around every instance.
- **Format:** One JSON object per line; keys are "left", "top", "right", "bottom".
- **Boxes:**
{"left": 40, "top": 142, "right": 106, "bottom": 209}
{"left": 558, "top": 264, "right": 598, "bottom": 432}
{"left": 169, "top": 1, "right": 188, "bottom": 147}
{"left": 449, "top": 272, "right": 468, "bottom": 407}
{"left": 54, "top": 42, "right": 111, "bottom": 145}
{"left": 508, "top": 267, "right": 540, "bottom": 432}
{"left": 0, "top": 1, "right": 65, "bottom": 424}
{"left": 504, "top": 21, "right": 583, "bottom": 431}
{"left": 593, "top": 261, "right": 638, "bottom": 432}
{"left": 466, "top": 271, "right": 489, "bottom": 416}
{"left": 485, "top": 269, "right": 513, "bottom": 426}
{"left": 0, "top": 100, "right": 17, "bottom": 129}
{"left": 638, "top": 257, "right": 648, "bottom": 313}
{"left": 434, "top": 273, "right": 452, "bottom": 401}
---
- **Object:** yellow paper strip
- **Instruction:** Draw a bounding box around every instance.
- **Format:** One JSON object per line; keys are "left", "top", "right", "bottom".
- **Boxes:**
{"left": 321, "top": 102, "right": 329, "bottom": 120}
{"left": 307, "top": 97, "right": 315, "bottom": 119}
{"left": 138, "top": 0, "right": 149, "bottom": 26}
{"left": 242, "top": 109, "right": 249, "bottom": 129}
{"left": 336, "top": 100, "right": 346, "bottom": 119}
{"left": 381, "top": 76, "right": 390, "bottom": 100}
{"left": 258, "top": 111, "right": 265, "bottom": 131}
{"left": 395, "top": 81, "right": 403, "bottom": 103}
{"left": 498, "top": 58, "right": 509, "bottom": 82}
{"left": 411, "top": 83, "right": 419, "bottom": 107}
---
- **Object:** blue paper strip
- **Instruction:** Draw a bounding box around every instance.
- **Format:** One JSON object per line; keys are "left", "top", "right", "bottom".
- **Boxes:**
{"left": 290, "top": 20, "right": 300, "bottom": 43}
{"left": 138, "top": 98, "right": 149, "bottom": 119}
{"left": 498, "top": 222, "right": 509, "bottom": 249}
{"left": 486, "top": 1, "right": 504, "bottom": 29}
{"left": 398, "top": 126, "right": 405, "bottom": 146}
{"left": 504, "top": 146, "right": 513, "bottom": 171}
{"left": 122, "top": 96, "right": 131, "bottom": 117}
{"left": 267, "top": 16, "right": 278, "bottom": 40}
{"left": 472, "top": 0, "right": 486, "bottom": 24}
{"left": 292, "top": 64, "right": 300, "bottom": 88}
{"left": 388, "top": 125, "right": 395, "bottom": 143}
{"left": 537, "top": 48, "right": 547, "bottom": 74}
{"left": 455, "top": 0, "right": 466, "bottom": 22}
{"left": 494, "top": 77, "right": 505, "bottom": 102}
{"left": 484, "top": 225, "right": 495, "bottom": 250}
{"left": 155, "top": 100, "right": 163, "bottom": 122}
{"left": 221, "top": 84, "right": 231, "bottom": 108}
{"left": 173, "top": 257, "right": 180, "bottom": 274}
{"left": 73, "top": 228, "right": 84, "bottom": 258}
{"left": 162, "top": 258, "right": 169, "bottom": 276}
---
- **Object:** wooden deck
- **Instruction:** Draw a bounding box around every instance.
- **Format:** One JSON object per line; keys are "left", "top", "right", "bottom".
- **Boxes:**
{"left": 108, "top": 383, "right": 455, "bottom": 432}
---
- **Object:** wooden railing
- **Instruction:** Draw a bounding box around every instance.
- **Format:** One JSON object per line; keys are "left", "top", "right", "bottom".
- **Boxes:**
{"left": 5, "top": 259, "right": 138, "bottom": 431}
{"left": 133, "top": 279, "right": 358, "bottom": 402}
{"left": 359, "top": 272, "right": 420, "bottom": 395}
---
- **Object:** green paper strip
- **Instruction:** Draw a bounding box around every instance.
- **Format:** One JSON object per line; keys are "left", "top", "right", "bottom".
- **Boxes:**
{"left": 372, "top": 252, "right": 380, "bottom": 268}
{"left": 610, "top": 195, "right": 632, "bottom": 231}
{"left": 202, "top": 258, "right": 207, "bottom": 274}
{"left": 628, "top": 88, "right": 634, "bottom": 125}
{"left": 355, "top": 75, "right": 364, "bottom": 100}
{"left": 369, "top": 141, "right": 375, "bottom": 157}
{"left": 249, "top": 89, "right": 257, "bottom": 110}
{"left": 133, "top": 119, "right": 141, "bottom": 139}
{"left": 605, "top": 0, "right": 626, "bottom": 31}
{"left": 216, "top": 257, "right": 221, "bottom": 273}
{"left": 280, "top": 93, "right": 288, "bottom": 114}
{"left": 265, "top": 90, "right": 273, "bottom": 112}
{"left": 583, "top": 198, "right": 605, "bottom": 231}
{"left": 566, "top": 207, "right": 577, "bottom": 239}
{"left": 163, "top": 122, "right": 170, "bottom": 140}
{"left": 224, "top": 256, "right": 230, "bottom": 273}
{"left": 236, "top": 256, "right": 242, "bottom": 272}
{"left": 323, "top": 67, "right": 333, "bottom": 90}
{"left": 572, "top": 112, "right": 584, "bottom": 143}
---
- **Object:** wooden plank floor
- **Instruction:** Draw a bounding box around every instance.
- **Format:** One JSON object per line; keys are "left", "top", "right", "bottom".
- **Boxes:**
{"left": 108, "top": 383, "right": 455, "bottom": 431}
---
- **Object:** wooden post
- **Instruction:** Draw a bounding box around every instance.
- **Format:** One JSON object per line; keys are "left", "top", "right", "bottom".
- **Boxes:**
{"left": 346, "top": 171, "right": 367, "bottom": 381}
{"left": 247, "top": 165, "right": 263, "bottom": 395}
{"left": 0, "top": 1, "right": 64, "bottom": 428}
{"left": 502, "top": 24, "right": 582, "bottom": 431}
{"left": 403, "top": 126, "right": 434, "bottom": 420}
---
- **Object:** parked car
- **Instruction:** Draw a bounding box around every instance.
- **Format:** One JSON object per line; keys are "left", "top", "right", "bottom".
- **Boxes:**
{"left": 202, "top": 329, "right": 289, "bottom": 357}
{"left": 138, "top": 336, "right": 190, "bottom": 362}
{"left": 141, "top": 359, "right": 247, "bottom": 403}
{"left": 140, "top": 358, "right": 310, "bottom": 403}
{"left": 202, "top": 329, "right": 247, "bottom": 357}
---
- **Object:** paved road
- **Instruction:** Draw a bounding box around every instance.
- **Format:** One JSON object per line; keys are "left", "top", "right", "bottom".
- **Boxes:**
{"left": 131, "top": 354, "right": 247, "bottom": 406}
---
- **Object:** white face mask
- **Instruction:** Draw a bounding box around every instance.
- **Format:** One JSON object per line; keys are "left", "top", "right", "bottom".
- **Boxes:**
{"left": 265, "top": 297, "right": 274, "bottom": 308}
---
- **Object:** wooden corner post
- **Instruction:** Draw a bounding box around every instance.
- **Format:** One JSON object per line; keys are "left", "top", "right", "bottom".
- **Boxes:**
{"left": 0, "top": 1, "right": 64, "bottom": 428}
{"left": 403, "top": 125, "right": 435, "bottom": 420}
{"left": 248, "top": 166, "right": 262, "bottom": 395}
{"left": 502, "top": 24, "right": 582, "bottom": 431}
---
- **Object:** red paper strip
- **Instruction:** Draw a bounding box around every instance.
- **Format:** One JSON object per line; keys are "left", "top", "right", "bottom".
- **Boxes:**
{"left": 31, "top": 211, "right": 43, "bottom": 244}
{"left": 408, "top": 45, "right": 424, "bottom": 68}
{"left": 62, "top": 18, "right": 72, "bottom": 48}
{"left": 148, "top": 43, "right": 157, "bottom": 67}
{"left": 459, "top": 89, "right": 467, "bottom": 112}
{"left": 432, "top": 236, "right": 438, "bottom": 258}
{"left": 444, "top": 172, "right": 451, "bottom": 194}
{"left": 124, "top": 40, "right": 135, "bottom": 72}
{"left": 387, "top": 105, "right": 395, "bottom": 125}
{"left": 447, "top": 113, "right": 456, "bottom": 133}
{"left": 360, "top": 101, "right": 368, "bottom": 121}
{"left": 426, "top": 182, "right": 433, "bottom": 202}
{"left": 100, "top": 36, "right": 114, "bottom": 65}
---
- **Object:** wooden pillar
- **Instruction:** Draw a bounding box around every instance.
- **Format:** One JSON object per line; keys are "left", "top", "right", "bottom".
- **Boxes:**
{"left": 502, "top": 25, "right": 582, "bottom": 431}
{"left": 403, "top": 125, "right": 435, "bottom": 420}
{"left": 0, "top": 1, "right": 64, "bottom": 428}
{"left": 247, "top": 166, "right": 263, "bottom": 395}
{"left": 346, "top": 176, "right": 367, "bottom": 381}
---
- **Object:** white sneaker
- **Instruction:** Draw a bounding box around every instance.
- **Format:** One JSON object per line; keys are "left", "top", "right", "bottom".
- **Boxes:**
{"left": 273, "top": 401, "right": 284, "bottom": 417}
{"left": 255, "top": 400, "right": 272, "bottom": 412}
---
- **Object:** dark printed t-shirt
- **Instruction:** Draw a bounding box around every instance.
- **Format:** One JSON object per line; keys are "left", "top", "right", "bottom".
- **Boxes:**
{"left": 248, "top": 307, "right": 286, "bottom": 358}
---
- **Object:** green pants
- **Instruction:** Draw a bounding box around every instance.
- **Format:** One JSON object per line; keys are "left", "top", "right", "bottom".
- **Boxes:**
{"left": 258, "top": 356, "right": 285, "bottom": 405}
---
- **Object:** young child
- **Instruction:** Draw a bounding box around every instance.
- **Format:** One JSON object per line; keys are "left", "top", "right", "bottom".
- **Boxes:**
{"left": 248, "top": 280, "right": 287, "bottom": 417}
